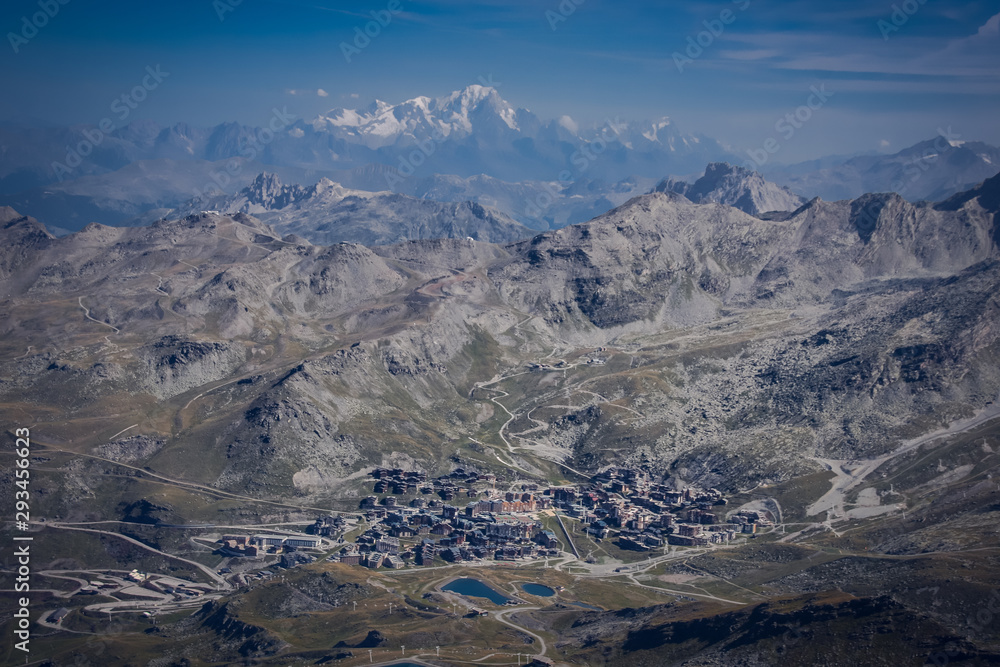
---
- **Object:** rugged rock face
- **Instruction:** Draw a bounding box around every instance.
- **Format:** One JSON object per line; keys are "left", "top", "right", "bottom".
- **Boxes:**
{"left": 0, "top": 173, "right": 998, "bottom": 495}
{"left": 138, "top": 336, "right": 247, "bottom": 400}
{"left": 238, "top": 172, "right": 312, "bottom": 211}
{"left": 936, "top": 171, "right": 1000, "bottom": 251}
{"left": 733, "top": 262, "right": 1000, "bottom": 459}
{"left": 94, "top": 434, "right": 165, "bottom": 463}
{"left": 0, "top": 211, "right": 55, "bottom": 283}
{"left": 216, "top": 359, "right": 366, "bottom": 495}
{"left": 493, "top": 185, "right": 998, "bottom": 328}
{"left": 355, "top": 630, "right": 388, "bottom": 648}
{"left": 654, "top": 162, "right": 805, "bottom": 216}
{"left": 196, "top": 601, "right": 287, "bottom": 658}
{"left": 170, "top": 172, "right": 534, "bottom": 245}
{"left": 492, "top": 192, "right": 780, "bottom": 330}
{"left": 118, "top": 498, "right": 180, "bottom": 524}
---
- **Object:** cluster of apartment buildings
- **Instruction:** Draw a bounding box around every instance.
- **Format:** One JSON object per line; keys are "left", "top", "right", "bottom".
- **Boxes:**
{"left": 328, "top": 465, "right": 770, "bottom": 570}
{"left": 368, "top": 466, "right": 499, "bottom": 502}
{"left": 218, "top": 532, "right": 323, "bottom": 558}
{"left": 337, "top": 501, "right": 559, "bottom": 569}
{"left": 327, "top": 469, "right": 573, "bottom": 569}
{"left": 555, "top": 468, "right": 772, "bottom": 549}
{"left": 309, "top": 514, "right": 347, "bottom": 537}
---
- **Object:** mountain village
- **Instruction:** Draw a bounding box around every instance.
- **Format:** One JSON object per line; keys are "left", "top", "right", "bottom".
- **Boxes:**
{"left": 214, "top": 466, "right": 773, "bottom": 576}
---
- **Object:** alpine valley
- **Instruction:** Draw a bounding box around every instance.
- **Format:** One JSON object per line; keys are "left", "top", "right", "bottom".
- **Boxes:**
{"left": 2, "top": 134, "right": 1000, "bottom": 665}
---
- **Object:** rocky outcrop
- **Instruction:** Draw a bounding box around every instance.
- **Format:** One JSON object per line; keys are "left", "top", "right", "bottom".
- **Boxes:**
{"left": 196, "top": 601, "right": 287, "bottom": 658}
{"left": 94, "top": 434, "right": 165, "bottom": 463}
{"left": 655, "top": 162, "right": 805, "bottom": 216}
{"left": 138, "top": 336, "right": 246, "bottom": 400}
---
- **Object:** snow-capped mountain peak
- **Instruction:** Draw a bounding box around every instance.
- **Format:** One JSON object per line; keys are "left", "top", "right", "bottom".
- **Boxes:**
{"left": 311, "top": 85, "right": 521, "bottom": 147}
{"left": 642, "top": 117, "right": 673, "bottom": 144}
{"left": 438, "top": 84, "right": 495, "bottom": 108}
{"left": 436, "top": 84, "right": 519, "bottom": 131}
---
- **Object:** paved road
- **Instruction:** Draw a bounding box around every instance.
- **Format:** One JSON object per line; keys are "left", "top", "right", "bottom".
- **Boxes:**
{"left": 35, "top": 522, "right": 229, "bottom": 587}
{"left": 494, "top": 605, "right": 547, "bottom": 658}
{"left": 35, "top": 441, "right": 351, "bottom": 516}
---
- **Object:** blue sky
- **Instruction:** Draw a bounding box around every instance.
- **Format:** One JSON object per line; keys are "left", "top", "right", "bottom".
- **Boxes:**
{"left": 1, "top": 0, "right": 997, "bottom": 162}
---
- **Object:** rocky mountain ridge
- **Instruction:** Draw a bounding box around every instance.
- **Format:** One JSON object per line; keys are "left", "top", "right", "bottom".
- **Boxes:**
{"left": 767, "top": 136, "right": 1000, "bottom": 203}
{"left": 166, "top": 172, "right": 534, "bottom": 245}
{"left": 654, "top": 162, "right": 805, "bottom": 216}
{"left": 1, "top": 174, "right": 998, "bottom": 498}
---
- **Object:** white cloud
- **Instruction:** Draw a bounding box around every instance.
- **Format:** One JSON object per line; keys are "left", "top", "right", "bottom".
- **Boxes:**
{"left": 557, "top": 115, "right": 578, "bottom": 134}
{"left": 287, "top": 87, "right": 331, "bottom": 97}
{"left": 714, "top": 12, "right": 1000, "bottom": 84}
{"left": 937, "top": 11, "right": 1000, "bottom": 61}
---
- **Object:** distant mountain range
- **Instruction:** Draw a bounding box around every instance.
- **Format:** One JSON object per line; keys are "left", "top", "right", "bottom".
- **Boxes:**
{"left": 160, "top": 172, "right": 533, "bottom": 246}
{"left": 766, "top": 136, "right": 1000, "bottom": 202}
{"left": 0, "top": 85, "right": 733, "bottom": 195}
{"left": 142, "top": 165, "right": 803, "bottom": 247}
{"left": 1, "top": 86, "right": 998, "bottom": 233}
{"left": 267, "top": 84, "right": 736, "bottom": 183}
{"left": 395, "top": 172, "right": 662, "bottom": 229}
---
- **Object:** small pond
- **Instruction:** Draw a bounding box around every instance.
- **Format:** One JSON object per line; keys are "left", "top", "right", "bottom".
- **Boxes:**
{"left": 520, "top": 583, "right": 556, "bottom": 597}
{"left": 570, "top": 601, "right": 603, "bottom": 611}
{"left": 442, "top": 578, "right": 512, "bottom": 605}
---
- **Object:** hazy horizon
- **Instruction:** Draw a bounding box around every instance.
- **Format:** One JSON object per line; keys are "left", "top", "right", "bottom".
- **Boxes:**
{"left": 1, "top": 0, "right": 998, "bottom": 164}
